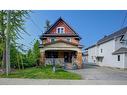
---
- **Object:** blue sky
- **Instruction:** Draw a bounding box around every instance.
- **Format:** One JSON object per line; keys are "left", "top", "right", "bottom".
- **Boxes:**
{"left": 19, "top": 10, "right": 127, "bottom": 50}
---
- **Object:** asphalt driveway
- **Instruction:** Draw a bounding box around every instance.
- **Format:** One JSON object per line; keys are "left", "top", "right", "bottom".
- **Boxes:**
{"left": 69, "top": 64, "right": 127, "bottom": 80}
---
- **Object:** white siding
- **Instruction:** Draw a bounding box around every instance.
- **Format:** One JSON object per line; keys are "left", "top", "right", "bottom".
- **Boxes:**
{"left": 97, "top": 40, "right": 117, "bottom": 67}
{"left": 115, "top": 33, "right": 127, "bottom": 50}
{"left": 113, "top": 54, "right": 124, "bottom": 68}
{"left": 115, "top": 37, "right": 124, "bottom": 50}
{"left": 87, "top": 46, "right": 97, "bottom": 64}
{"left": 124, "top": 53, "right": 127, "bottom": 68}
{"left": 87, "top": 39, "right": 125, "bottom": 68}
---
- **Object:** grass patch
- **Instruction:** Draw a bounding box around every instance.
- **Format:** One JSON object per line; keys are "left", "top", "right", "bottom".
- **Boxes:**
{"left": 0, "top": 66, "right": 81, "bottom": 80}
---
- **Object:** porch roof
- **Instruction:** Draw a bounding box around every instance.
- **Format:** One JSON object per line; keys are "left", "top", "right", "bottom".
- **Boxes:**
{"left": 40, "top": 41, "right": 82, "bottom": 52}
{"left": 112, "top": 47, "right": 127, "bottom": 55}
{"left": 39, "top": 40, "right": 83, "bottom": 48}
{"left": 96, "top": 56, "right": 104, "bottom": 58}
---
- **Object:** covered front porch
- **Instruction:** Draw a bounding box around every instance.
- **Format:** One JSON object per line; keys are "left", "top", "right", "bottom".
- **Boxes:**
{"left": 40, "top": 49, "right": 82, "bottom": 69}
{"left": 45, "top": 50, "right": 76, "bottom": 63}
{"left": 44, "top": 50, "right": 80, "bottom": 69}
{"left": 39, "top": 41, "right": 83, "bottom": 69}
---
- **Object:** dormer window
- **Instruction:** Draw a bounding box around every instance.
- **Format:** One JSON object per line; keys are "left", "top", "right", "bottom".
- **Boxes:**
{"left": 56, "top": 27, "right": 65, "bottom": 34}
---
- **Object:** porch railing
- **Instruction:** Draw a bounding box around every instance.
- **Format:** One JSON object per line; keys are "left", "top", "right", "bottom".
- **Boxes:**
{"left": 45, "top": 58, "right": 64, "bottom": 65}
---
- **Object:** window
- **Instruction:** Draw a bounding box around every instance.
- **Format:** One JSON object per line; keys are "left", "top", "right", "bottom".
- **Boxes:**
{"left": 98, "top": 58, "right": 103, "bottom": 62}
{"left": 56, "top": 27, "right": 64, "bottom": 34}
{"left": 66, "top": 38, "right": 71, "bottom": 42}
{"left": 45, "top": 51, "right": 58, "bottom": 58}
{"left": 50, "top": 38, "right": 55, "bottom": 42}
{"left": 118, "top": 55, "right": 120, "bottom": 61}
{"left": 43, "top": 40, "right": 46, "bottom": 44}
{"left": 101, "top": 49, "right": 103, "bottom": 53}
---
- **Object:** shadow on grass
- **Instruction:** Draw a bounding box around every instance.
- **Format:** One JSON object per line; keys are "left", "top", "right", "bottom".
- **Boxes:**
{"left": 0, "top": 65, "right": 81, "bottom": 80}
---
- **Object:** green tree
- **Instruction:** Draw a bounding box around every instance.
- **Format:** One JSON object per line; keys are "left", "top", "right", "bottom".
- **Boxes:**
{"left": 26, "top": 40, "right": 40, "bottom": 67}
{"left": 33, "top": 40, "right": 40, "bottom": 64}
{"left": 0, "top": 10, "right": 29, "bottom": 74}
{"left": 27, "top": 49, "right": 35, "bottom": 66}
{"left": 44, "top": 20, "right": 51, "bottom": 31}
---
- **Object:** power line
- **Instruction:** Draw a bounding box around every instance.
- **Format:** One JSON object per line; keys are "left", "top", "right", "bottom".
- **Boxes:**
{"left": 29, "top": 17, "right": 43, "bottom": 33}
{"left": 121, "top": 12, "right": 127, "bottom": 28}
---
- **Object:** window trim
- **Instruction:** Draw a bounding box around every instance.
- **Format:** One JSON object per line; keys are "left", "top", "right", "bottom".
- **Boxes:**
{"left": 56, "top": 27, "right": 65, "bottom": 34}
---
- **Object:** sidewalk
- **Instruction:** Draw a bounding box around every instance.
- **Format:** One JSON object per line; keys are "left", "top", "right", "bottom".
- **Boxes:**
{"left": 0, "top": 78, "right": 127, "bottom": 85}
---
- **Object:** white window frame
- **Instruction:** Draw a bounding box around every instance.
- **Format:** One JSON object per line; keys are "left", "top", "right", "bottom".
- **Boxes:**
{"left": 56, "top": 27, "right": 65, "bottom": 34}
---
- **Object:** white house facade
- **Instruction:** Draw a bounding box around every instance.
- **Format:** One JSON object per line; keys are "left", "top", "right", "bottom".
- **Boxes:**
{"left": 85, "top": 27, "right": 127, "bottom": 69}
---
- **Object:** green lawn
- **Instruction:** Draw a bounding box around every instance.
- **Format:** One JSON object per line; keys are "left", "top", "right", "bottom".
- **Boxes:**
{"left": 0, "top": 66, "right": 81, "bottom": 80}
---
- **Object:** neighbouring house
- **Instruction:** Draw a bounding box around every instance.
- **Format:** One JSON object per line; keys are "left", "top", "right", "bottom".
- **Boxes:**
{"left": 85, "top": 27, "right": 127, "bottom": 69}
{"left": 39, "top": 17, "right": 83, "bottom": 69}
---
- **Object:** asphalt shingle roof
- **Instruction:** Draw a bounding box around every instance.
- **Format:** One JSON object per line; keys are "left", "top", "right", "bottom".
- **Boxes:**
{"left": 112, "top": 47, "right": 127, "bottom": 55}
{"left": 97, "top": 27, "right": 127, "bottom": 45}
{"left": 40, "top": 17, "right": 81, "bottom": 39}
{"left": 85, "top": 27, "right": 127, "bottom": 50}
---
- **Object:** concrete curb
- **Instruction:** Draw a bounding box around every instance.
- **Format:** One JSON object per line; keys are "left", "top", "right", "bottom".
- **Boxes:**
{"left": 0, "top": 78, "right": 127, "bottom": 85}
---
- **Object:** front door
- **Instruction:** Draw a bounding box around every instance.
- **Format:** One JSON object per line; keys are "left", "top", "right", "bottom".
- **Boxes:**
{"left": 64, "top": 52, "right": 72, "bottom": 63}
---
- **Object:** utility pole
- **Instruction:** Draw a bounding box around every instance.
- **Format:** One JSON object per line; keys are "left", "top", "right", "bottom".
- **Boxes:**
{"left": 5, "top": 10, "right": 11, "bottom": 76}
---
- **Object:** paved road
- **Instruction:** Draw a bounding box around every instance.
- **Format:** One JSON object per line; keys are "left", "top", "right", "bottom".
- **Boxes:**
{"left": 69, "top": 64, "right": 127, "bottom": 80}
{"left": 0, "top": 78, "right": 127, "bottom": 85}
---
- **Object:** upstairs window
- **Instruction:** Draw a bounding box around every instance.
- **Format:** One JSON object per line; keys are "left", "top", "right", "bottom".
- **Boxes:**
{"left": 66, "top": 38, "right": 71, "bottom": 42}
{"left": 50, "top": 38, "right": 56, "bottom": 42}
{"left": 118, "top": 55, "right": 120, "bottom": 61}
{"left": 56, "top": 27, "right": 65, "bottom": 34}
{"left": 101, "top": 49, "right": 103, "bottom": 53}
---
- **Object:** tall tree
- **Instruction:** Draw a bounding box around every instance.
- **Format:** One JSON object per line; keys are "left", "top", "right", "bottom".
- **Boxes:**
{"left": 0, "top": 10, "right": 7, "bottom": 71}
{"left": 27, "top": 49, "right": 35, "bottom": 66}
{"left": 44, "top": 20, "right": 51, "bottom": 31}
{"left": 0, "top": 10, "right": 29, "bottom": 74}
{"left": 33, "top": 40, "right": 40, "bottom": 65}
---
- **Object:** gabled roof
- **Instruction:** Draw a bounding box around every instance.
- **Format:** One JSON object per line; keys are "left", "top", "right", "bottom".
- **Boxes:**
{"left": 85, "top": 44, "right": 96, "bottom": 50}
{"left": 97, "top": 27, "right": 127, "bottom": 45}
{"left": 112, "top": 47, "right": 127, "bottom": 55}
{"left": 85, "top": 27, "right": 127, "bottom": 50}
{"left": 40, "top": 17, "right": 81, "bottom": 39}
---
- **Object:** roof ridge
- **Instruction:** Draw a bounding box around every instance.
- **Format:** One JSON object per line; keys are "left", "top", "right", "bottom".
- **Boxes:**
{"left": 41, "top": 17, "right": 81, "bottom": 39}
{"left": 97, "top": 26, "right": 127, "bottom": 45}
{"left": 85, "top": 26, "right": 127, "bottom": 50}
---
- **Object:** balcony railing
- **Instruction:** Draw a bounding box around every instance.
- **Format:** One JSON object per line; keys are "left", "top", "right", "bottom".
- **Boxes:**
{"left": 45, "top": 58, "right": 78, "bottom": 69}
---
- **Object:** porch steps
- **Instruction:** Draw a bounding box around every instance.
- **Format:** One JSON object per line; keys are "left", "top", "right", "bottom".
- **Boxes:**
{"left": 65, "top": 63, "right": 73, "bottom": 70}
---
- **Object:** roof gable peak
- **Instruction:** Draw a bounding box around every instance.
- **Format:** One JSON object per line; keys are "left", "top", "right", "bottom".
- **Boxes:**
{"left": 41, "top": 17, "right": 81, "bottom": 39}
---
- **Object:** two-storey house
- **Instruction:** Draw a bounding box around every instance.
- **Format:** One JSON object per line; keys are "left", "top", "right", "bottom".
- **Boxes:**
{"left": 85, "top": 27, "right": 127, "bottom": 68}
{"left": 39, "top": 17, "right": 83, "bottom": 69}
